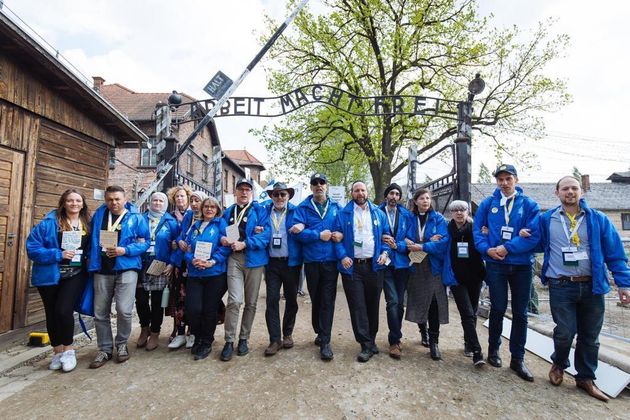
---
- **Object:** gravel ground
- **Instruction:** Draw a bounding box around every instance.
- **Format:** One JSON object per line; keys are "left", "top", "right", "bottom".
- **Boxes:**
{"left": 2, "top": 284, "right": 628, "bottom": 419}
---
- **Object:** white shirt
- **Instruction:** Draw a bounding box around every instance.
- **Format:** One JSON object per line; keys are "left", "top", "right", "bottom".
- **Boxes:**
{"left": 353, "top": 202, "right": 375, "bottom": 258}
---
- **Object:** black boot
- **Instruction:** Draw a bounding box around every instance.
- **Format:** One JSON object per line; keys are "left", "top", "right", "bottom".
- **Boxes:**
{"left": 429, "top": 331, "right": 441, "bottom": 360}
{"left": 419, "top": 323, "right": 429, "bottom": 348}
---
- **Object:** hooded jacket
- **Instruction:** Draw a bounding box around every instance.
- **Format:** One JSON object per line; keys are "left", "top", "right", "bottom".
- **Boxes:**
{"left": 293, "top": 194, "right": 342, "bottom": 263}
{"left": 185, "top": 217, "right": 231, "bottom": 277}
{"left": 262, "top": 201, "right": 303, "bottom": 267}
{"left": 142, "top": 211, "right": 178, "bottom": 265}
{"left": 222, "top": 201, "right": 270, "bottom": 268}
{"left": 378, "top": 203, "right": 413, "bottom": 269}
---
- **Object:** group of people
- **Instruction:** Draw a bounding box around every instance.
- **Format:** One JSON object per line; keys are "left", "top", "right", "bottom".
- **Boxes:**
{"left": 26, "top": 164, "right": 629, "bottom": 402}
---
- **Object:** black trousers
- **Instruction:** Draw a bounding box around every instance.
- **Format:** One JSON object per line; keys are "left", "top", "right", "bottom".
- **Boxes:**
{"left": 341, "top": 262, "right": 383, "bottom": 348}
{"left": 451, "top": 281, "right": 482, "bottom": 352}
{"left": 135, "top": 288, "right": 164, "bottom": 333}
{"left": 265, "top": 258, "right": 301, "bottom": 343}
{"left": 185, "top": 274, "right": 227, "bottom": 344}
{"left": 37, "top": 272, "right": 85, "bottom": 347}
{"left": 304, "top": 261, "right": 338, "bottom": 344}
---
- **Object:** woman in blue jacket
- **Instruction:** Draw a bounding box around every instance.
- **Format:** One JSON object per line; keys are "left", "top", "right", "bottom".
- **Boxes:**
{"left": 184, "top": 197, "right": 231, "bottom": 360}
{"left": 26, "top": 189, "right": 91, "bottom": 372}
{"left": 404, "top": 188, "right": 450, "bottom": 360}
{"left": 135, "top": 192, "right": 178, "bottom": 351}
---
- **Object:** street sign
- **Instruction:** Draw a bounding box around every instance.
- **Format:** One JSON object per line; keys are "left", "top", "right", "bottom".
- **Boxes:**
{"left": 155, "top": 105, "right": 171, "bottom": 141}
{"left": 155, "top": 139, "right": 166, "bottom": 155}
{"left": 204, "top": 71, "right": 233, "bottom": 99}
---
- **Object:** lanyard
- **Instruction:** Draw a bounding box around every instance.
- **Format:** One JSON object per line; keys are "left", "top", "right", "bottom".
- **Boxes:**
{"left": 503, "top": 196, "right": 515, "bottom": 225}
{"left": 354, "top": 207, "right": 368, "bottom": 232}
{"left": 233, "top": 203, "right": 251, "bottom": 225}
{"left": 271, "top": 207, "right": 287, "bottom": 233}
{"left": 149, "top": 216, "right": 160, "bottom": 241}
{"left": 417, "top": 215, "right": 427, "bottom": 242}
{"left": 108, "top": 210, "right": 127, "bottom": 232}
{"left": 560, "top": 212, "right": 584, "bottom": 247}
{"left": 311, "top": 198, "right": 329, "bottom": 219}
{"left": 387, "top": 208, "right": 396, "bottom": 231}
{"left": 197, "top": 220, "right": 210, "bottom": 235}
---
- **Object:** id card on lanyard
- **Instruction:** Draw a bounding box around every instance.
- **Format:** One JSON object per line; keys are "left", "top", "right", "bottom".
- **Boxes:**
{"left": 501, "top": 197, "right": 515, "bottom": 241}
{"left": 271, "top": 208, "right": 286, "bottom": 249}
{"left": 560, "top": 213, "right": 588, "bottom": 266}
{"left": 101, "top": 210, "right": 126, "bottom": 252}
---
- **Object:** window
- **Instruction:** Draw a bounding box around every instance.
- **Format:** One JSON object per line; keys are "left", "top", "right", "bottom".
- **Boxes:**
{"left": 140, "top": 137, "right": 157, "bottom": 167}
{"left": 202, "top": 154, "right": 209, "bottom": 183}
{"left": 223, "top": 170, "right": 229, "bottom": 192}
{"left": 186, "top": 149, "right": 193, "bottom": 175}
{"left": 622, "top": 213, "right": 630, "bottom": 230}
{"left": 108, "top": 148, "right": 116, "bottom": 169}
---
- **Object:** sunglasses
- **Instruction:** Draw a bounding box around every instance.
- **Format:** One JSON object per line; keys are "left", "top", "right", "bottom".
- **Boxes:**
{"left": 271, "top": 192, "right": 288, "bottom": 198}
{"left": 311, "top": 180, "right": 326, "bottom": 186}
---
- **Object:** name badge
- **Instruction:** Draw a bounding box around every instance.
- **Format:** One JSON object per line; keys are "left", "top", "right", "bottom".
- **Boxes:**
{"left": 457, "top": 242, "right": 469, "bottom": 258}
{"left": 272, "top": 234, "right": 282, "bottom": 249}
{"left": 561, "top": 246, "right": 579, "bottom": 266}
{"left": 501, "top": 226, "right": 514, "bottom": 241}
{"left": 70, "top": 249, "right": 83, "bottom": 266}
{"left": 353, "top": 240, "right": 363, "bottom": 248}
{"left": 147, "top": 241, "right": 156, "bottom": 255}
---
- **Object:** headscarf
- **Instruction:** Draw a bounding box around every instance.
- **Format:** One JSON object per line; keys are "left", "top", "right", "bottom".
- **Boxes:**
{"left": 148, "top": 192, "right": 168, "bottom": 219}
{"left": 190, "top": 191, "right": 208, "bottom": 222}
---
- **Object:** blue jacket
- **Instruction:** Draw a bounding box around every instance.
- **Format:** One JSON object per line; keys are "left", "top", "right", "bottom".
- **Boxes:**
{"left": 185, "top": 217, "right": 231, "bottom": 277}
{"left": 333, "top": 200, "right": 391, "bottom": 275}
{"left": 26, "top": 211, "right": 90, "bottom": 287}
{"left": 171, "top": 209, "right": 194, "bottom": 266}
{"left": 409, "top": 209, "right": 450, "bottom": 278}
{"left": 262, "top": 201, "right": 303, "bottom": 267}
{"left": 88, "top": 202, "right": 150, "bottom": 272}
{"left": 473, "top": 186, "right": 541, "bottom": 266}
{"left": 142, "top": 212, "right": 178, "bottom": 265}
{"left": 378, "top": 203, "right": 413, "bottom": 269}
{"left": 222, "top": 201, "right": 270, "bottom": 268}
{"left": 293, "top": 194, "right": 342, "bottom": 263}
{"left": 540, "top": 199, "right": 630, "bottom": 295}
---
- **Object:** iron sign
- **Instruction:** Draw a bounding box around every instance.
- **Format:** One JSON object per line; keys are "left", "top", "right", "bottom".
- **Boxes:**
{"left": 204, "top": 71, "right": 233, "bottom": 99}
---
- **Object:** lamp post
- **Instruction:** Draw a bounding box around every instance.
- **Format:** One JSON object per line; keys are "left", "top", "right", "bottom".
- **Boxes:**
{"left": 454, "top": 73, "right": 485, "bottom": 203}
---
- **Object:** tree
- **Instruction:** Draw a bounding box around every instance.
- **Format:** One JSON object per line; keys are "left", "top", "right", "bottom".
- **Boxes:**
{"left": 478, "top": 162, "right": 492, "bottom": 183}
{"left": 255, "top": 0, "right": 570, "bottom": 199}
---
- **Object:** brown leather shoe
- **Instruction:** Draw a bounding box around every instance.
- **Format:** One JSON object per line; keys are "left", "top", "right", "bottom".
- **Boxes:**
{"left": 264, "top": 341, "right": 283, "bottom": 356}
{"left": 136, "top": 327, "right": 150, "bottom": 348}
{"left": 389, "top": 343, "right": 402, "bottom": 360}
{"left": 548, "top": 363, "right": 564, "bottom": 386}
{"left": 282, "top": 336, "right": 294, "bottom": 349}
{"left": 576, "top": 379, "right": 609, "bottom": 402}
{"left": 146, "top": 332, "right": 159, "bottom": 351}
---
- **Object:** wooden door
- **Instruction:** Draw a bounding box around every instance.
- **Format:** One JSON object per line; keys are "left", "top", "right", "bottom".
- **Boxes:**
{"left": 0, "top": 147, "right": 24, "bottom": 332}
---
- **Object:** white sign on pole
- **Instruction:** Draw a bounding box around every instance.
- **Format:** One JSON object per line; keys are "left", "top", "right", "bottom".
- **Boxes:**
{"left": 329, "top": 185, "right": 346, "bottom": 207}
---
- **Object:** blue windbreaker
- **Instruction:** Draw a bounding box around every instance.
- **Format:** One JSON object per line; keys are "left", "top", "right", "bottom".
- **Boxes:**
{"left": 293, "top": 194, "right": 342, "bottom": 263}
{"left": 262, "top": 201, "right": 303, "bottom": 267}
{"left": 378, "top": 203, "right": 413, "bottom": 269}
{"left": 185, "top": 217, "right": 231, "bottom": 277}
{"left": 539, "top": 199, "right": 630, "bottom": 294}
{"left": 142, "top": 211, "right": 178, "bottom": 265}
{"left": 222, "top": 201, "right": 270, "bottom": 268}
{"left": 473, "top": 186, "right": 540, "bottom": 266}
{"left": 88, "top": 202, "right": 150, "bottom": 272}
{"left": 26, "top": 211, "right": 90, "bottom": 287}
{"left": 333, "top": 200, "right": 391, "bottom": 275}
{"left": 171, "top": 208, "right": 194, "bottom": 266}
{"left": 408, "top": 209, "right": 450, "bottom": 278}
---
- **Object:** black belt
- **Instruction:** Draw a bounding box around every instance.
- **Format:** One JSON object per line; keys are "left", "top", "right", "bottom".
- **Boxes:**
{"left": 556, "top": 275, "right": 592, "bottom": 283}
{"left": 270, "top": 256, "right": 289, "bottom": 261}
{"left": 353, "top": 258, "right": 372, "bottom": 264}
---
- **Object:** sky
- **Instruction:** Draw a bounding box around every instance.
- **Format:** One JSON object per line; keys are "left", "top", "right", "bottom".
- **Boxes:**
{"left": 5, "top": 0, "right": 629, "bottom": 185}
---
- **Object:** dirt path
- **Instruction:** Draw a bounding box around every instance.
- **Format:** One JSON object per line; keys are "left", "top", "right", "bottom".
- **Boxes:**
{"left": 2, "top": 285, "right": 628, "bottom": 418}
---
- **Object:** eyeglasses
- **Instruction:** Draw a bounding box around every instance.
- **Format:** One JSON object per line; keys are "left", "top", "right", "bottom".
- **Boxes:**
{"left": 311, "top": 180, "right": 326, "bottom": 186}
{"left": 451, "top": 209, "right": 467, "bottom": 213}
{"left": 272, "top": 192, "right": 288, "bottom": 198}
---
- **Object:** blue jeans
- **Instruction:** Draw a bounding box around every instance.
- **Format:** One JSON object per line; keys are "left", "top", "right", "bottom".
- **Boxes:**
{"left": 548, "top": 278, "right": 605, "bottom": 380}
{"left": 485, "top": 262, "right": 532, "bottom": 360}
{"left": 383, "top": 266, "right": 409, "bottom": 345}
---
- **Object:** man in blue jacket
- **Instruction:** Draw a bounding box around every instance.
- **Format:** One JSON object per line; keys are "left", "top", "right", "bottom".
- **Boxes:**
{"left": 261, "top": 183, "right": 303, "bottom": 356}
{"left": 333, "top": 181, "right": 391, "bottom": 362}
{"left": 541, "top": 176, "right": 630, "bottom": 401}
{"left": 291, "top": 173, "right": 342, "bottom": 361}
{"left": 88, "top": 185, "right": 150, "bottom": 368}
{"left": 379, "top": 183, "right": 413, "bottom": 359}
{"left": 219, "top": 179, "right": 271, "bottom": 361}
{"left": 473, "top": 164, "right": 540, "bottom": 381}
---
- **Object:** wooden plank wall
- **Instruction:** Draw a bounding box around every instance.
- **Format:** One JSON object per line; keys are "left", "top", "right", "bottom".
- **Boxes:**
{"left": 25, "top": 120, "right": 109, "bottom": 326}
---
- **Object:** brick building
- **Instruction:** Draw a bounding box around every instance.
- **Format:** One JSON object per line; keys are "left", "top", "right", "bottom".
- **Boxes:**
{"left": 224, "top": 149, "right": 266, "bottom": 185}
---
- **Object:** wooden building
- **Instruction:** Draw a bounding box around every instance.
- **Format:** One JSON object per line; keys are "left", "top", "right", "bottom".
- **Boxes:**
{"left": 0, "top": 14, "right": 147, "bottom": 335}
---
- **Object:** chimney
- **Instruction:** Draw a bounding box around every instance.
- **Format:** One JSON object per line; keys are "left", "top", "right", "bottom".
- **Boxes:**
{"left": 581, "top": 174, "right": 590, "bottom": 192}
{"left": 92, "top": 76, "right": 105, "bottom": 92}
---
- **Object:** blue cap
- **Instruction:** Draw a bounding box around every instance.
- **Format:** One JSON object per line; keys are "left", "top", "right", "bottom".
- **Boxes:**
{"left": 493, "top": 164, "right": 517, "bottom": 178}
{"left": 310, "top": 173, "right": 328, "bottom": 184}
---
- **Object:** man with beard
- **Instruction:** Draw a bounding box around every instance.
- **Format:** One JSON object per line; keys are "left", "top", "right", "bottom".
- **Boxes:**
{"left": 540, "top": 176, "right": 630, "bottom": 401}
{"left": 291, "top": 173, "right": 342, "bottom": 361}
{"left": 333, "top": 181, "right": 390, "bottom": 362}
{"left": 378, "top": 183, "right": 413, "bottom": 359}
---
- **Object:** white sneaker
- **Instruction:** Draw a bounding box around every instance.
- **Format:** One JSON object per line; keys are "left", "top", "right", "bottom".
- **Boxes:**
{"left": 49, "top": 353, "right": 63, "bottom": 370}
{"left": 60, "top": 350, "right": 77, "bottom": 372}
{"left": 186, "top": 335, "right": 195, "bottom": 349}
{"left": 168, "top": 335, "right": 186, "bottom": 349}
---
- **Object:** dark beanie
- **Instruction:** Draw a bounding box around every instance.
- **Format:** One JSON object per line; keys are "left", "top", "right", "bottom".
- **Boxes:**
{"left": 384, "top": 183, "right": 402, "bottom": 198}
